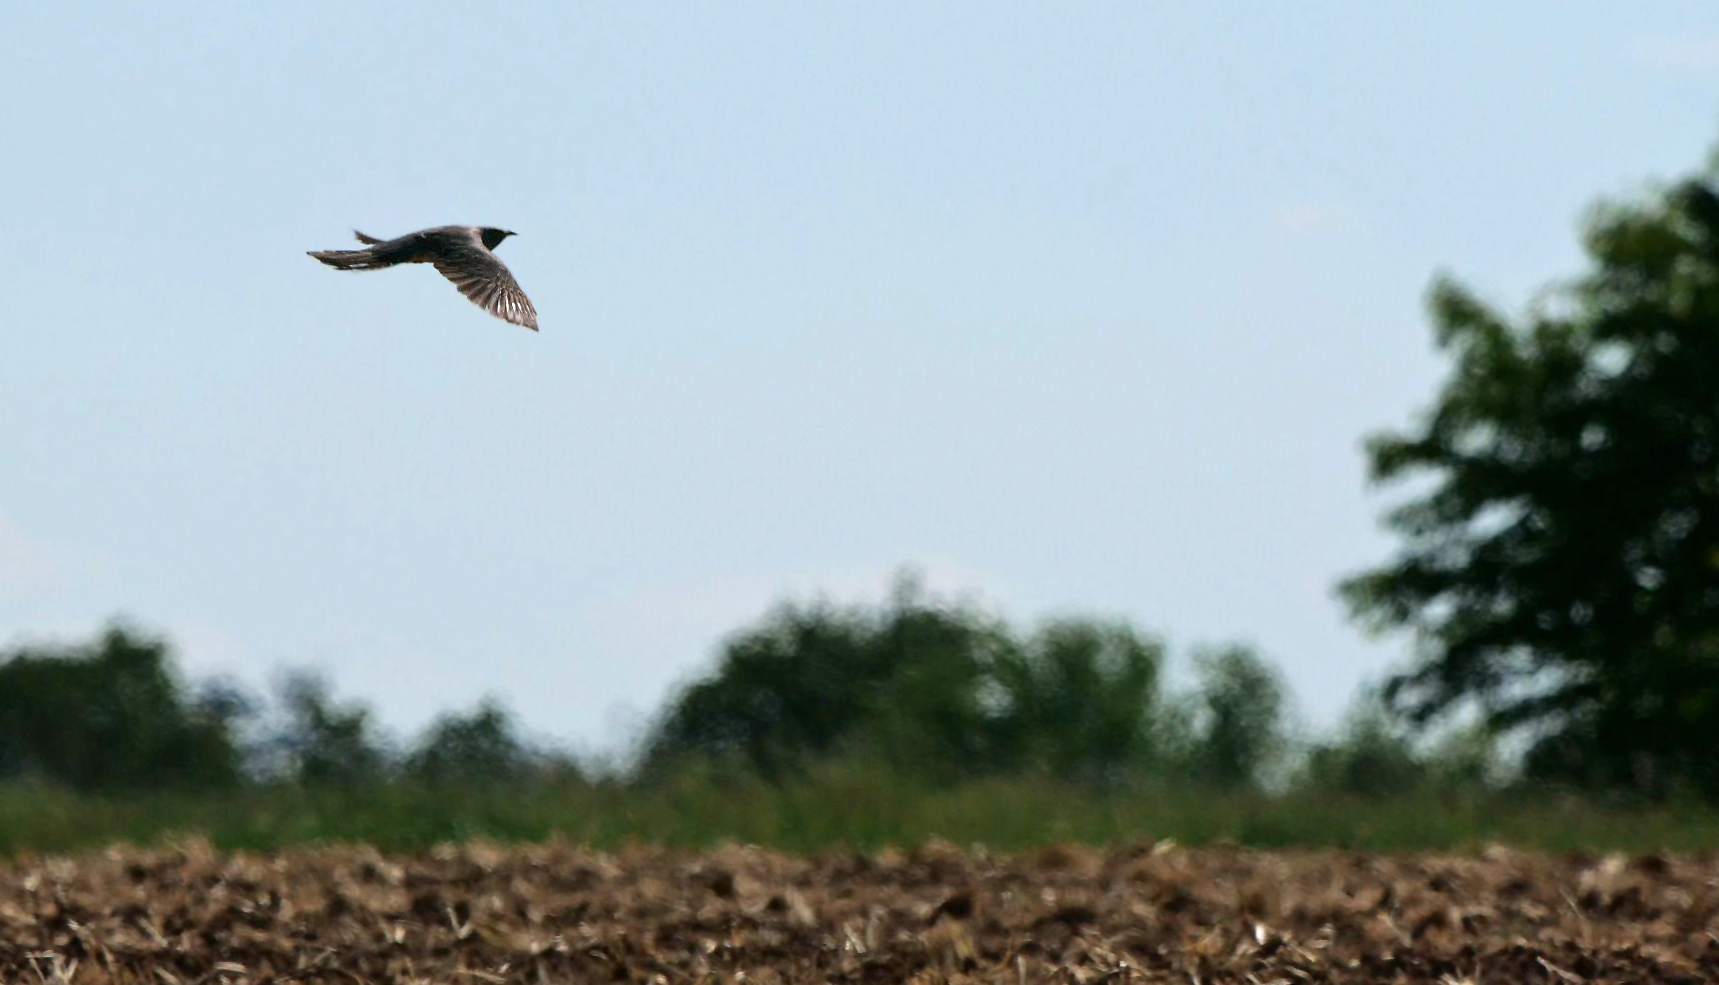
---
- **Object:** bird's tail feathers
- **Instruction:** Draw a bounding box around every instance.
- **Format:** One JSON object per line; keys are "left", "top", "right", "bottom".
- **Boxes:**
{"left": 353, "top": 230, "right": 384, "bottom": 245}
{"left": 307, "top": 248, "right": 390, "bottom": 270}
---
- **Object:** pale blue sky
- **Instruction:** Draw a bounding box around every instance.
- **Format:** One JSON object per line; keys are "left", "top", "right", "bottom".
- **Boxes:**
{"left": 3, "top": 3, "right": 1717, "bottom": 752}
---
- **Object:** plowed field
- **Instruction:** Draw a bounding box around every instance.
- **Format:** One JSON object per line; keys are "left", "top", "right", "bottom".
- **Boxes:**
{"left": 3, "top": 839, "right": 1717, "bottom": 983}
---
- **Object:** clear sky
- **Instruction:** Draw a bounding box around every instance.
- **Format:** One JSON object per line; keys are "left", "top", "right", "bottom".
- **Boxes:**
{"left": 3, "top": 3, "right": 1717, "bottom": 754}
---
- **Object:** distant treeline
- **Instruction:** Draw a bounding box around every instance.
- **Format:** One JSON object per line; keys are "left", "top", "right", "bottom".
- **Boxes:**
{"left": 0, "top": 624, "right": 579, "bottom": 793}
{"left": 638, "top": 576, "right": 1497, "bottom": 799}
{"left": 0, "top": 580, "right": 1494, "bottom": 802}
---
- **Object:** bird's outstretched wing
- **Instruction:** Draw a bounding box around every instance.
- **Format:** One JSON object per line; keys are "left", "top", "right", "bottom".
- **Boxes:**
{"left": 429, "top": 243, "right": 539, "bottom": 331}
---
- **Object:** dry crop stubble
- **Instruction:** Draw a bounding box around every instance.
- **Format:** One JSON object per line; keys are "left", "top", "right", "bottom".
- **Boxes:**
{"left": 0, "top": 838, "right": 1717, "bottom": 983}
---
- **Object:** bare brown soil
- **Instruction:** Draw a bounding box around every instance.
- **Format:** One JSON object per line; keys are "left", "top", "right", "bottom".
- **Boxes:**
{"left": 2, "top": 838, "right": 1717, "bottom": 983}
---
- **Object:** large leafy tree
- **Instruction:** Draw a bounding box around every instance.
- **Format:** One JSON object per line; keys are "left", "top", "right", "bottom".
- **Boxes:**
{"left": 639, "top": 572, "right": 1167, "bottom": 783}
{"left": 990, "top": 619, "right": 1162, "bottom": 785}
{"left": 638, "top": 577, "right": 1015, "bottom": 779}
{"left": 1342, "top": 155, "right": 1719, "bottom": 797}
{"left": 405, "top": 699, "right": 549, "bottom": 786}
{"left": 0, "top": 625, "right": 246, "bottom": 790}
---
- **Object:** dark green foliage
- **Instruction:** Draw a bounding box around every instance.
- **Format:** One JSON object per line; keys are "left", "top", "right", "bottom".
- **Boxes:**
{"left": 640, "top": 580, "right": 1012, "bottom": 779}
{"left": 640, "top": 575, "right": 1167, "bottom": 784}
{"left": 404, "top": 699, "right": 547, "bottom": 786}
{"left": 1183, "top": 645, "right": 1288, "bottom": 789}
{"left": 270, "top": 671, "right": 389, "bottom": 787}
{"left": 640, "top": 598, "right": 917, "bottom": 777}
{"left": 1342, "top": 152, "right": 1719, "bottom": 799}
{"left": 0, "top": 625, "right": 244, "bottom": 790}
{"left": 991, "top": 620, "right": 1162, "bottom": 784}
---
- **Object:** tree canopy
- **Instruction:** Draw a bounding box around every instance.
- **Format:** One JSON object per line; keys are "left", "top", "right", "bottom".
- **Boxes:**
{"left": 0, "top": 626, "right": 244, "bottom": 790}
{"left": 638, "top": 577, "right": 1169, "bottom": 783}
{"left": 1342, "top": 154, "right": 1719, "bottom": 798}
{"left": 638, "top": 573, "right": 1314, "bottom": 790}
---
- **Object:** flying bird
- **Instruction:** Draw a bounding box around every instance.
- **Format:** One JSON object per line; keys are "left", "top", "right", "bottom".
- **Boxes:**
{"left": 308, "top": 225, "right": 538, "bottom": 331}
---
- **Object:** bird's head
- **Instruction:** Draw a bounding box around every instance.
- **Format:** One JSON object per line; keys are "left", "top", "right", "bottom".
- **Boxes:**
{"left": 479, "top": 228, "right": 517, "bottom": 250}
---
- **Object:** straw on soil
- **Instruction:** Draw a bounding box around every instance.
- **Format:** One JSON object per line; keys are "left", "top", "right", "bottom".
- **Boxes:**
{"left": 2, "top": 838, "right": 1717, "bottom": 983}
